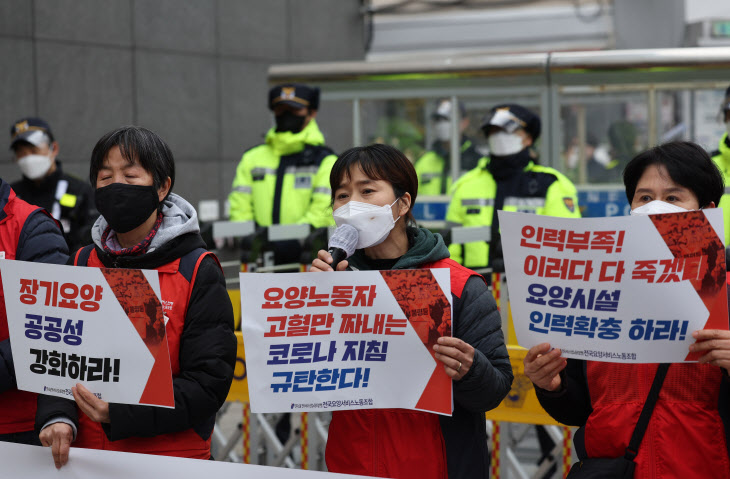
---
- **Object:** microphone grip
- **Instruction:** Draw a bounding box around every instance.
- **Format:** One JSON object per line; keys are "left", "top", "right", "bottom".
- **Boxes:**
{"left": 328, "top": 247, "right": 347, "bottom": 270}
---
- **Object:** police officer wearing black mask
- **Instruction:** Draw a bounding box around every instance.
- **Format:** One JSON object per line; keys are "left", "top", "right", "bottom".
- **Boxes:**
{"left": 228, "top": 83, "right": 338, "bottom": 263}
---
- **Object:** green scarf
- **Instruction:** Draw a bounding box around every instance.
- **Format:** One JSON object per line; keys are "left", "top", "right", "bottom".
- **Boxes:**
{"left": 347, "top": 227, "right": 450, "bottom": 271}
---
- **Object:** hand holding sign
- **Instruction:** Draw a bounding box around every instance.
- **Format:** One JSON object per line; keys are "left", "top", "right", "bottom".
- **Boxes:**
{"left": 499, "top": 210, "right": 729, "bottom": 364}
{"left": 690, "top": 329, "right": 730, "bottom": 372}
{"left": 241, "top": 269, "right": 453, "bottom": 414}
{"left": 523, "top": 343, "right": 566, "bottom": 392}
{"left": 433, "top": 337, "right": 474, "bottom": 380}
{"left": 73, "top": 383, "right": 110, "bottom": 423}
{"left": 0, "top": 260, "right": 174, "bottom": 406}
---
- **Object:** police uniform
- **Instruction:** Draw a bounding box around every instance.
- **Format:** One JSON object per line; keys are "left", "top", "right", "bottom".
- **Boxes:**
{"left": 415, "top": 100, "right": 482, "bottom": 195}
{"left": 415, "top": 137, "right": 482, "bottom": 195}
{"left": 228, "top": 84, "right": 336, "bottom": 228}
{"left": 9, "top": 118, "right": 97, "bottom": 251}
{"left": 712, "top": 86, "right": 730, "bottom": 244}
{"left": 446, "top": 104, "right": 580, "bottom": 271}
{"left": 712, "top": 134, "right": 730, "bottom": 244}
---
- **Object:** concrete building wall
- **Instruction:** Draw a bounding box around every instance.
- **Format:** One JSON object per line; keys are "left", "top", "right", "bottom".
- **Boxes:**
{"left": 613, "top": 0, "right": 685, "bottom": 49}
{"left": 0, "top": 0, "right": 365, "bottom": 216}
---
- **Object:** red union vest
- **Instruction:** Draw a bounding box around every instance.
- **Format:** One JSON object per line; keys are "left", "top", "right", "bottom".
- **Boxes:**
{"left": 71, "top": 245, "right": 217, "bottom": 459}
{"left": 582, "top": 273, "right": 730, "bottom": 478}
{"left": 0, "top": 190, "right": 47, "bottom": 434}
{"left": 325, "top": 258, "right": 482, "bottom": 478}
{"left": 584, "top": 361, "right": 729, "bottom": 478}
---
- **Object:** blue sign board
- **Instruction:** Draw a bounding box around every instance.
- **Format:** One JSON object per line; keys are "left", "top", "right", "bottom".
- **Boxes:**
{"left": 577, "top": 187, "right": 630, "bottom": 218}
{"left": 411, "top": 188, "right": 629, "bottom": 221}
{"left": 412, "top": 198, "right": 450, "bottom": 221}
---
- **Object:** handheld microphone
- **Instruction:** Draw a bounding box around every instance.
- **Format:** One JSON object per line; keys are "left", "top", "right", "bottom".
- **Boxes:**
{"left": 327, "top": 224, "right": 358, "bottom": 270}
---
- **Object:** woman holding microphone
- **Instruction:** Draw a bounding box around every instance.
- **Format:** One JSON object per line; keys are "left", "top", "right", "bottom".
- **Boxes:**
{"left": 311, "top": 144, "right": 513, "bottom": 479}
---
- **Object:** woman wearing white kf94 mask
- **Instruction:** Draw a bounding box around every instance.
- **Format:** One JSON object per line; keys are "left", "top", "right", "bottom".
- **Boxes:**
{"left": 524, "top": 141, "right": 730, "bottom": 479}
{"left": 628, "top": 159, "right": 714, "bottom": 215}
{"left": 310, "top": 144, "right": 512, "bottom": 479}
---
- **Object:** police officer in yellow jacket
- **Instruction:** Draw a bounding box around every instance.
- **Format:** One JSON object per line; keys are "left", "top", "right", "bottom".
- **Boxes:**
{"left": 228, "top": 83, "right": 336, "bottom": 229}
{"left": 711, "top": 85, "right": 730, "bottom": 245}
{"left": 446, "top": 104, "right": 580, "bottom": 272}
{"left": 415, "top": 99, "right": 481, "bottom": 195}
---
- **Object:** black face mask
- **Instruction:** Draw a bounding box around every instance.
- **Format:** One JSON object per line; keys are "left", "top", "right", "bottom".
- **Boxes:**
{"left": 95, "top": 183, "right": 160, "bottom": 233}
{"left": 275, "top": 111, "right": 306, "bottom": 133}
{"left": 487, "top": 147, "right": 532, "bottom": 180}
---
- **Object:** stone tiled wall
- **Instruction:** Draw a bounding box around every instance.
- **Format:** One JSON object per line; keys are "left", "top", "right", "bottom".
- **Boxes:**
{"left": 0, "top": 0, "right": 364, "bottom": 213}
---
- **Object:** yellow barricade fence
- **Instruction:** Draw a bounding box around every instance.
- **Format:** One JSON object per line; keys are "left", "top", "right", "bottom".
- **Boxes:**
{"left": 227, "top": 331, "right": 249, "bottom": 403}
{"left": 487, "top": 273, "right": 573, "bottom": 478}
{"left": 229, "top": 289, "right": 242, "bottom": 331}
{"left": 486, "top": 273, "right": 561, "bottom": 426}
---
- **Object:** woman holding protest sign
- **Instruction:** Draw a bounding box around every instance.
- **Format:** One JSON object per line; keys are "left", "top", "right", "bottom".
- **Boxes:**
{"left": 310, "top": 143, "right": 513, "bottom": 479}
{"left": 35, "top": 126, "right": 236, "bottom": 467}
{"left": 524, "top": 141, "right": 730, "bottom": 478}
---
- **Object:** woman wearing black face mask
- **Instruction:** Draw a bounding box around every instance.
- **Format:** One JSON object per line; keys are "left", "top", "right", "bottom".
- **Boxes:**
{"left": 36, "top": 126, "right": 236, "bottom": 468}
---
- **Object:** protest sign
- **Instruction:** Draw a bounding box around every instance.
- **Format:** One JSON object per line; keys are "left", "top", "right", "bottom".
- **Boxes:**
{"left": 499, "top": 209, "right": 728, "bottom": 363}
{"left": 1, "top": 260, "right": 174, "bottom": 407}
{"left": 240, "top": 269, "right": 452, "bottom": 414}
{"left": 0, "top": 442, "right": 376, "bottom": 479}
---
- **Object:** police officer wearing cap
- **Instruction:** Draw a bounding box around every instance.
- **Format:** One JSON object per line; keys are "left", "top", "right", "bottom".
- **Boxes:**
{"left": 415, "top": 99, "right": 481, "bottom": 196}
{"left": 9, "top": 118, "right": 97, "bottom": 251}
{"left": 228, "top": 84, "right": 337, "bottom": 230}
{"left": 446, "top": 104, "right": 580, "bottom": 271}
{"left": 711, "top": 85, "right": 730, "bottom": 245}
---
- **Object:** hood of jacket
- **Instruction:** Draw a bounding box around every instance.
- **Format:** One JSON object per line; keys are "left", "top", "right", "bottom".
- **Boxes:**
{"left": 265, "top": 119, "right": 326, "bottom": 156}
{"left": 347, "top": 227, "right": 450, "bottom": 271}
{"left": 91, "top": 192, "right": 206, "bottom": 269}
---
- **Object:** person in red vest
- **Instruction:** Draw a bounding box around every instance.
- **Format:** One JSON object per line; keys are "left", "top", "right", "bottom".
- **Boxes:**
{"left": 0, "top": 178, "right": 68, "bottom": 445}
{"left": 310, "top": 144, "right": 513, "bottom": 479}
{"left": 36, "top": 126, "right": 236, "bottom": 467}
{"left": 524, "top": 141, "right": 730, "bottom": 479}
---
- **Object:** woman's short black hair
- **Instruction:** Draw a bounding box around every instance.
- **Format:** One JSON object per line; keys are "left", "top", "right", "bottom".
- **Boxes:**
{"left": 330, "top": 144, "right": 418, "bottom": 225}
{"left": 89, "top": 126, "right": 175, "bottom": 198}
{"left": 623, "top": 141, "right": 724, "bottom": 208}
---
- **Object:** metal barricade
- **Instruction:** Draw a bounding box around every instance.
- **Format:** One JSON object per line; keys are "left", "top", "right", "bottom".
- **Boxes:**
{"left": 209, "top": 221, "right": 332, "bottom": 469}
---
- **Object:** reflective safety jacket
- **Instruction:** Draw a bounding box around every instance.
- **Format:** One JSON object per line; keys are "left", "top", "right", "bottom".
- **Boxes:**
{"left": 711, "top": 134, "right": 730, "bottom": 243}
{"left": 0, "top": 182, "right": 68, "bottom": 436}
{"left": 415, "top": 138, "right": 482, "bottom": 195}
{"left": 228, "top": 120, "right": 336, "bottom": 228}
{"left": 445, "top": 159, "right": 580, "bottom": 270}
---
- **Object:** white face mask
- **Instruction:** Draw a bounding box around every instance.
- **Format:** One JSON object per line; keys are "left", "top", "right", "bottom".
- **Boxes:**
{"left": 488, "top": 131, "right": 525, "bottom": 156}
{"left": 725, "top": 121, "right": 730, "bottom": 137}
{"left": 630, "top": 200, "right": 691, "bottom": 216}
{"left": 333, "top": 198, "right": 401, "bottom": 249}
{"left": 17, "top": 153, "right": 53, "bottom": 180}
{"left": 566, "top": 148, "right": 579, "bottom": 169}
{"left": 433, "top": 120, "right": 451, "bottom": 142}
